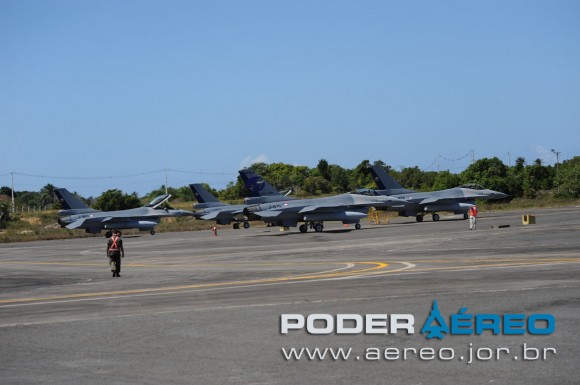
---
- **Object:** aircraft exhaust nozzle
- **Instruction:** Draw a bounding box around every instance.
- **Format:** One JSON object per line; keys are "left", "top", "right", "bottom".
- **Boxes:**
{"left": 243, "top": 204, "right": 261, "bottom": 216}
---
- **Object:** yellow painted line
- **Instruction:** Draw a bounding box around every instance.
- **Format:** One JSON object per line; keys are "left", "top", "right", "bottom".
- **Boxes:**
{"left": 0, "top": 261, "right": 389, "bottom": 305}
{"left": 409, "top": 257, "right": 580, "bottom": 264}
{"left": 383, "top": 259, "right": 580, "bottom": 275}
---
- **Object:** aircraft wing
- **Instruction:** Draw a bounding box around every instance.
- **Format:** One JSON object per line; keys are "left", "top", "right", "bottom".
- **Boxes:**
{"left": 253, "top": 210, "right": 284, "bottom": 218}
{"left": 419, "top": 197, "right": 470, "bottom": 205}
{"left": 64, "top": 216, "right": 116, "bottom": 228}
{"left": 201, "top": 209, "right": 245, "bottom": 220}
{"left": 419, "top": 197, "right": 440, "bottom": 205}
{"left": 65, "top": 218, "right": 88, "bottom": 229}
{"left": 201, "top": 211, "right": 222, "bottom": 220}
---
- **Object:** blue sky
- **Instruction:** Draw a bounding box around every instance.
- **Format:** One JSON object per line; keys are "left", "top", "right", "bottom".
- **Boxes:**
{"left": 2, "top": 0, "right": 579, "bottom": 197}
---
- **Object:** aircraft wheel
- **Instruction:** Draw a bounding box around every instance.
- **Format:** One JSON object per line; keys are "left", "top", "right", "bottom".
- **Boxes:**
{"left": 355, "top": 223, "right": 361, "bottom": 230}
{"left": 432, "top": 214, "right": 440, "bottom": 222}
{"left": 233, "top": 222, "right": 240, "bottom": 229}
{"left": 464, "top": 213, "right": 469, "bottom": 220}
{"left": 150, "top": 230, "right": 156, "bottom": 235}
{"left": 299, "top": 224, "right": 308, "bottom": 233}
{"left": 243, "top": 222, "right": 250, "bottom": 229}
{"left": 416, "top": 215, "right": 424, "bottom": 223}
{"left": 314, "top": 223, "right": 324, "bottom": 232}
{"left": 105, "top": 230, "right": 112, "bottom": 238}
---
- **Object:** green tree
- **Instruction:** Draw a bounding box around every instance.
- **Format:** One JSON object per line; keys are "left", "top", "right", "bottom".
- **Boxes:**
{"left": 39, "top": 184, "right": 58, "bottom": 208}
{"left": 328, "top": 164, "right": 350, "bottom": 192}
{"left": 351, "top": 160, "right": 373, "bottom": 188}
{"left": 432, "top": 171, "right": 461, "bottom": 190}
{"left": 317, "top": 159, "right": 330, "bottom": 181}
{"left": 460, "top": 157, "right": 509, "bottom": 192}
{"left": 0, "top": 199, "right": 10, "bottom": 226}
{"left": 94, "top": 189, "right": 141, "bottom": 211}
{"left": 556, "top": 156, "right": 580, "bottom": 198}
{"left": 522, "top": 162, "right": 553, "bottom": 198}
{"left": 303, "top": 176, "right": 331, "bottom": 195}
{"left": 400, "top": 167, "right": 423, "bottom": 190}
{"left": 220, "top": 180, "right": 247, "bottom": 201}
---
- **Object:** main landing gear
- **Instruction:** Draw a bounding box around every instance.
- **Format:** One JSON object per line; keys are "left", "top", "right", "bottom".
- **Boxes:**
{"left": 299, "top": 222, "right": 324, "bottom": 233}
{"left": 232, "top": 221, "right": 251, "bottom": 229}
{"left": 416, "top": 214, "right": 440, "bottom": 222}
{"left": 298, "top": 222, "right": 362, "bottom": 233}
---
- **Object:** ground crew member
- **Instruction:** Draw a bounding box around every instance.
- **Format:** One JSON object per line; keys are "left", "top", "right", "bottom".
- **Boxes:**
{"left": 107, "top": 230, "right": 125, "bottom": 277}
{"left": 468, "top": 205, "right": 478, "bottom": 230}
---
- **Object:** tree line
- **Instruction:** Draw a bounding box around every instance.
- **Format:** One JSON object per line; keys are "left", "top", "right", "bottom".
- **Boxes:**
{"left": 1, "top": 156, "right": 579, "bottom": 216}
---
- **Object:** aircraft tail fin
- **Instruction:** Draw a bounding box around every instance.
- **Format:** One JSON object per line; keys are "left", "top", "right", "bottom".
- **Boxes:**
{"left": 238, "top": 168, "right": 282, "bottom": 197}
{"left": 368, "top": 165, "right": 415, "bottom": 194}
{"left": 55, "top": 188, "right": 90, "bottom": 210}
{"left": 189, "top": 184, "right": 223, "bottom": 203}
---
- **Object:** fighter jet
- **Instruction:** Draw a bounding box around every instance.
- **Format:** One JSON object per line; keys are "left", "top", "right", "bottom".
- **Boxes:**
{"left": 190, "top": 175, "right": 297, "bottom": 229}
{"left": 55, "top": 188, "right": 195, "bottom": 236}
{"left": 243, "top": 193, "right": 406, "bottom": 233}
{"left": 365, "top": 165, "right": 508, "bottom": 222}
{"left": 189, "top": 183, "right": 251, "bottom": 229}
{"left": 238, "top": 168, "right": 296, "bottom": 204}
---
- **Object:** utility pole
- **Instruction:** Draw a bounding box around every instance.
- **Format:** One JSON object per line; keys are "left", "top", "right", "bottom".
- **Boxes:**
{"left": 165, "top": 169, "right": 168, "bottom": 195}
{"left": 10, "top": 172, "right": 15, "bottom": 214}
{"left": 551, "top": 149, "right": 561, "bottom": 194}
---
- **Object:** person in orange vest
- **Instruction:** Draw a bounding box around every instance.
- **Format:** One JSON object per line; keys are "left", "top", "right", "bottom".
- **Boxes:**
{"left": 106, "top": 230, "right": 125, "bottom": 277}
{"left": 468, "top": 205, "right": 478, "bottom": 230}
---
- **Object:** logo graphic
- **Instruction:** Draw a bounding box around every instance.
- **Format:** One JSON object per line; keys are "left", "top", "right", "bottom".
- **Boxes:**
{"left": 248, "top": 176, "right": 265, "bottom": 192}
{"left": 421, "top": 300, "right": 450, "bottom": 339}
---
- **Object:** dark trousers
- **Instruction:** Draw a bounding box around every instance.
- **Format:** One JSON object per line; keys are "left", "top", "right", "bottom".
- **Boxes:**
{"left": 109, "top": 254, "right": 121, "bottom": 274}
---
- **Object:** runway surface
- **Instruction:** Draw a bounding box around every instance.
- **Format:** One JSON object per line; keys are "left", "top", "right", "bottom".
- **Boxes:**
{"left": 1, "top": 207, "right": 579, "bottom": 384}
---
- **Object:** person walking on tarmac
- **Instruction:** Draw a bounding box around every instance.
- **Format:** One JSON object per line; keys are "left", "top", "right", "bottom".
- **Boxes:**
{"left": 468, "top": 205, "right": 478, "bottom": 230}
{"left": 107, "top": 230, "right": 125, "bottom": 277}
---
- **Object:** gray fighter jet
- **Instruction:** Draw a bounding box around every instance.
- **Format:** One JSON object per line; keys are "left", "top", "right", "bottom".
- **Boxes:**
{"left": 244, "top": 193, "right": 406, "bottom": 233}
{"left": 365, "top": 165, "right": 508, "bottom": 222}
{"left": 189, "top": 183, "right": 251, "bottom": 229}
{"left": 238, "top": 168, "right": 296, "bottom": 204}
{"left": 190, "top": 174, "right": 297, "bottom": 229}
{"left": 55, "top": 188, "right": 195, "bottom": 236}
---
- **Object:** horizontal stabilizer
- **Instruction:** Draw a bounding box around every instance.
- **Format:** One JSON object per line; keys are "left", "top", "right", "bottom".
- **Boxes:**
{"left": 66, "top": 218, "right": 86, "bottom": 229}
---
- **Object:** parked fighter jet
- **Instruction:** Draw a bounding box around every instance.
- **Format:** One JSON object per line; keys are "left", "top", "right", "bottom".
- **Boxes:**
{"left": 55, "top": 188, "right": 195, "bottom": 236}
{"left": 190, "top": 175, "right": 297, "bottom": 229}
{"left": 189, "top": 183, "right": 250, "bottom": 229}
{"left": 244, "top": 193, "right": 406, "bottom": 233}
{"left": 238, "top": 168, "right": 295, "bottom": 204}
{"left": 365, "top": 165, "right": 508, "bottom": 222}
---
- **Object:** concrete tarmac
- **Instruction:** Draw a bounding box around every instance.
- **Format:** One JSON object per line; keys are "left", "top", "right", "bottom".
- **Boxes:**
{"left": 1, "top": 207, "right": 579, "bottom": 384}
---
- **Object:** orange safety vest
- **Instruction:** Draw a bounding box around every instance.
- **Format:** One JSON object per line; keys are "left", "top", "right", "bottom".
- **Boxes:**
{"left": 469, "top": 207, "right": 478, "bottom": 217}
{"left": 109, "top": 236, "right": 119, "bottom": 252}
